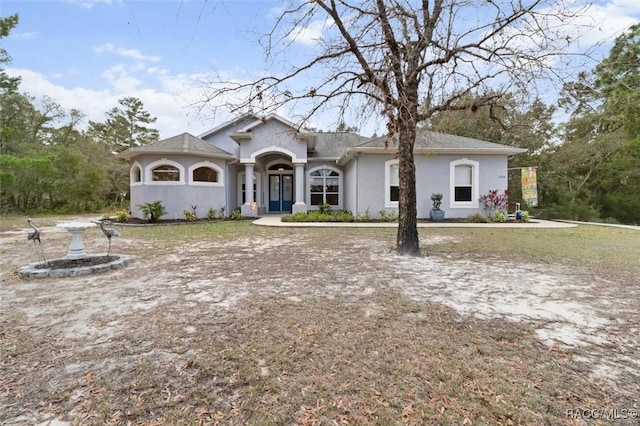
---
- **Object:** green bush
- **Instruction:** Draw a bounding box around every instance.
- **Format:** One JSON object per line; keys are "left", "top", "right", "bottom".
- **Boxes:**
{"left": 378, "top": 209, "right": 397, "bottom": 222}
{"left": 318, "top": 203, "right": 331, "bottom": 215}
{"left": 137, "top": 200, "right": 167, "bottom": 223}
{"left": 183, "top": 210, "right": 197, "bottom": 222}
{"left": 282, "top": 210, "right": 354, "bottom": 222}
{"left": 230, "top": 209, "right": 243, "bottom": 220}
{"left": 492, "top": 211, "right": 506, "bottom": 223}
{"left": 115, "top": 210, "right": 129, "bottom": 223}
{"left": 206, "top": 208, "right": 217, "bottom": 220}
{"left": 334, "top": 211, "right": 355, "bottom": 222}
{"left": 357, "top": 210, "right": 371, "bottom": 222}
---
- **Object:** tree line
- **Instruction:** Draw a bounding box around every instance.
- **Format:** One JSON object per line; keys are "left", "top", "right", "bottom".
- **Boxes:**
{"left": 0, "top": 15, "right": 159, "bottom": 214}
{"left": 429, "top": 23, "right": 640, "bottom": 225}
{"left": 1, "top": 13, "right": 638, "bottom": 225}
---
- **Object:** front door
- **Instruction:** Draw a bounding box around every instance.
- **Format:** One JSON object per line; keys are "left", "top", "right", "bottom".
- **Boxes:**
{"left": 269, "top": 174, "right": 293, "bottom": 212}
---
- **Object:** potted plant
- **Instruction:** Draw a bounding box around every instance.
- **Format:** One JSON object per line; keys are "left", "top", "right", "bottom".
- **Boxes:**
{"left": 429, "top": 193, "right": 445, "bottom": 222}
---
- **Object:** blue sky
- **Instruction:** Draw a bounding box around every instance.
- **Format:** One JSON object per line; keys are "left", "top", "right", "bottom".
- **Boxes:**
{"left": 2, "top": 0, "right": 640, "bottom": 138}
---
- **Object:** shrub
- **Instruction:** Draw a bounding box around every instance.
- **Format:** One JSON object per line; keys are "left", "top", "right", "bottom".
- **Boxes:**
{"left": 318, "top": 203, "right": 331, "bottom": 215}
{"left": 230, "top": 209, "right": 243, "bottom": 220}
{"left": 206, "top": 208, "right": 217, "bottom": 220}
{"left": 378, "top": 209, "right": 398, "bottom": 222}
{"left": 466, "top": 212, "right": 489, "bottom": 223}
{"left": 281, "top": 212, "right": 307, "bottom": 222}
{"left": 357, "top": 210, "right": 371, "bottom": 222}
{"left": 492, "top": 211, "right": 506, "bottom": 223}
{"left": 480, "top": 189, "right": 509, "bottom": 217}
{"left": 282, "top": 210, "right": 354, "bottom": 222}
{"left": 430, "top": 193, "right": 443, "bottom": 211}
{"left": 137, "top": 200, "right": 167, "bottom": 223}
{"left": 183, "top": 210, "right": 197, "bottom": 222}
{"left": 115, "top": 210, "right": 129, "bottom": 223}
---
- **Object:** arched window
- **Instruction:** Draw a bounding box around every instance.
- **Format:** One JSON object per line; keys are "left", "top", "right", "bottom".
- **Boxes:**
{"left": 449, "top": 159, "right": 479, "bottom": 208}
{"left": 193, "top": 167, "right": 218, "bottom": 182}
{"left": 308, "top": 166, "right": 342, "bottom": 208}
{"left": 188, "top": 162, "right": 224, "bottom": 186}
{"left": 152, "top": 165, "right": 180, "bottom": 181}
{"left": 130, "top": 161, "right": 142, "bottom": 186}
{"left": 145, "top": 160, "right": 185, "bottom": 185}
{"left": 268, "top": 163, "right": 294, "bottom": 172}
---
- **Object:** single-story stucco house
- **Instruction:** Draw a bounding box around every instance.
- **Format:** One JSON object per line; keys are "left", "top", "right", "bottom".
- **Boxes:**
{"left": 117, "top": 113, "right": 526, "bottom": 220}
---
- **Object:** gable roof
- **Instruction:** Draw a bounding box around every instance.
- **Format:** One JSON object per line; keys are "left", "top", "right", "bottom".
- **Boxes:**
{"left": 197, "top": 113, "right": 258, "bottom": 140}
{"left": 227, "top": 113, "right": 316, "bottom": 143}
{"left": 117, "top": 132, "right": 234, "bottom": 161}
{"left": 337, "top": 129, "right": 527, "bottom": 165}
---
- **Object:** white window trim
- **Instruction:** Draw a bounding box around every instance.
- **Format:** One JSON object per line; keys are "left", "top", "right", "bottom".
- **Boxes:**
{"left": 130, "top": 161, "right": 143, "bottom": 187}
{"left": 145, "top": 159, "right": 185, "bottom": 186}
{"left": 385, "top": 159, "right": 399, "bottom": 208}
{"left": 188, "top": 161, "right": 224, "bottom": 187}
{"left": 237, "top": 172, "right": 261, "bottom": 205}
{"left": 307, "top": 165, "right": 343, "bottom": 209}
{"left": 449, "top": 158, "right": 479, "bottom": 208}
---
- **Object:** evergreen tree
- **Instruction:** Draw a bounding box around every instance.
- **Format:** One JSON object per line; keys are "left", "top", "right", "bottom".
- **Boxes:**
{"left": 88, "top": 97, "right": 159, "bottom": 152}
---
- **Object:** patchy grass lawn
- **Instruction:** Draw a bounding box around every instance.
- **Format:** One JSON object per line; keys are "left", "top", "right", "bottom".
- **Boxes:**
{"left": 1, "top": 217, "right": 639, "bottom": 425}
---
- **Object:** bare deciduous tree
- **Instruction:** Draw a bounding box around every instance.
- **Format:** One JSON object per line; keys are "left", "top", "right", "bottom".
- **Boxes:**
{"left": 198, "top": 0, "right": 591, "bottom": 255}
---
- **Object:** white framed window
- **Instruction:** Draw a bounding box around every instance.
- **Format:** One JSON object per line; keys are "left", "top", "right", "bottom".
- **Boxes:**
{"left": 145, "top": 159, "right": 185, "bottom": 185}
{"left": 385, "top": 159, "right": 399, "bottom": 208}
{"left": 307, "top": 166, "right": 342, "bottom": 208}
{"left": 238, "top": 172, "right": 260, "bottom": 204}
{"left": 188, "top": 161, "right": 224, "bottom": 187}
{"left": 450, "top": 158, "right": 479, "bottom": 208}
{"left": 130, "top": 161, "right": 142, "bottom": 186}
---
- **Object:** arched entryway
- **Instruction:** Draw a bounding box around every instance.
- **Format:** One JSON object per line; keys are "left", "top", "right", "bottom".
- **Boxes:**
{"left": 240, "top": 146, "right": 308, "bottom": 216}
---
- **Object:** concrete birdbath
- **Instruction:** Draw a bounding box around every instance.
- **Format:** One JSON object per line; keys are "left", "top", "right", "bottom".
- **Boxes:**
{"left": 56, "top": 222, "right": 96, "bottom": 260}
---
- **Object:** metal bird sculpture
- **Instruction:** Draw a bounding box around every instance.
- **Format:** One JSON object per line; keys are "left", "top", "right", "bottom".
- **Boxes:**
{"left": 27, "top": 218, "right": 47, "bottom": 265}
{"left": 99, "top": 220, "right": 120, "bottom": 256}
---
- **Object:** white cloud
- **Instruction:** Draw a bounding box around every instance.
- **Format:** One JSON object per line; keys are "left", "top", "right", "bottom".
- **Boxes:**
{"left": 568, "top": 1, "right": 638, "bottom": 47}
{"left": 14, "top": 31, "right": 39, "bottom": 40}
{"left": 287, "top": 18, "right": 331, "bottom": 46}
{"left": 93, "top": 43, "right": 160, "bottom": 62}
{"left": 5, "top": 67, "right": 211, "bottom": 138}
{"left": 64, "top": 0, "right": 117, "bottom": 10}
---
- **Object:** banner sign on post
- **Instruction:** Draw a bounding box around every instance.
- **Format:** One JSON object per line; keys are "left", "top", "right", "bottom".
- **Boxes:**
{"left": 521, "top": 167, "right": 538, "bottom": 207}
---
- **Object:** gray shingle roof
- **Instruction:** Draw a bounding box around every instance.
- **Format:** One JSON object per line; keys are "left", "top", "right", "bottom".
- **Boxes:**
{"left": 358, "top": 129, "right": 525, "bottom": 151}
{"left": 118, "top": 133, "right": 233, "bottom": 160}
{"left": 308, "top": 132, "right": 371, "bottom": 158}
{"left": 335, "top": 129, "right": 526, "bottom": 165}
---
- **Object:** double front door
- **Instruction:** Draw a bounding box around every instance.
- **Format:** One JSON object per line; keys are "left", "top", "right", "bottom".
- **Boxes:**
{"left": 269, "top": 174, "right": 293, "bottom": 212}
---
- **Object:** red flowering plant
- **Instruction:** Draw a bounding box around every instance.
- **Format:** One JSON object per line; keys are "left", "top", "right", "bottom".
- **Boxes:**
{"left": 480, "top": 189, "right": 509, "bottom": 219}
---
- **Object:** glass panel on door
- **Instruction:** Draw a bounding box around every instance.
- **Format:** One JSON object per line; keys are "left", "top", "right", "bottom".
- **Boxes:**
{"left": 282, "top": 175, "right": 293, "bottom": 212}
{"left": 269, "top": 175, "right": 281, "bottom": 211}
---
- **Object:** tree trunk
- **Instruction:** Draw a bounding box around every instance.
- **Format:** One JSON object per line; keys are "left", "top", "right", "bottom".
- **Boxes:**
{"left": 396, "top": 103, "right": 420, "bottom": 256}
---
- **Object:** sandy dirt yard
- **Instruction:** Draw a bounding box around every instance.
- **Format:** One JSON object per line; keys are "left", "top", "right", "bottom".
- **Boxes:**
{"left": 1, "top": 216, "right": 638, "bottom": 425}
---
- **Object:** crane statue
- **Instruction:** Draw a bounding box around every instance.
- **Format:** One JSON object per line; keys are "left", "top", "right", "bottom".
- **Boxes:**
{"left": 27, "top": 218, "right": 47, "bottom": 265}
{"left": 99, "top": 220, "right": 120, "bottom": 256}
